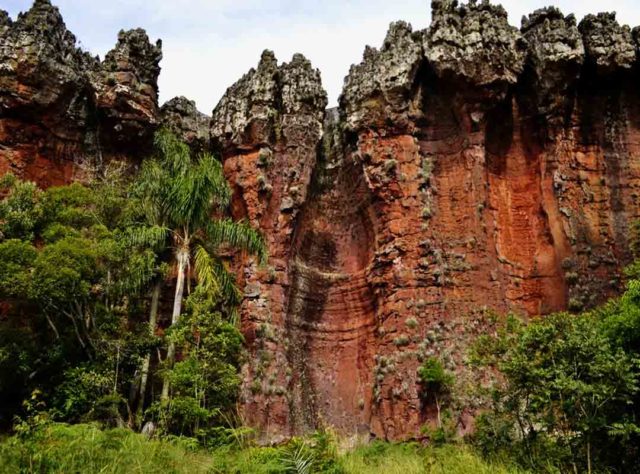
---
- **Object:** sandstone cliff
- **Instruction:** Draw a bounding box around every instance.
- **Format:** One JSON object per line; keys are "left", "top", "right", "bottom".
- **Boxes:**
{"left": 3, "top": 0, "right": 640, "bottom": 441}
{"left": 0, "top": 0, "right": 161, "bottom": 185}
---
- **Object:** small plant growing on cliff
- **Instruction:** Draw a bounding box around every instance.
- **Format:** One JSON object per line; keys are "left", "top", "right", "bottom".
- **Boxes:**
{"left": 418, "top": 357, "right": 454, "bottom": 428}
{"left": 383, "top": 159, "right": 397, "bottom": 173}
{"left": 405, "top": 317, "right": 419, "bottom": 330}
{"left": 257, "top": 147, "right": 273, "bottom": 168}
{"left": 257, "top": 174, "right": 272, "bottom": 194}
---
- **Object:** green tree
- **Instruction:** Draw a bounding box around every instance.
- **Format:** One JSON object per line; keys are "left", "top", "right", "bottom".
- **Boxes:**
{"left": 0, "top": 172, "right": 158, "bottom": 427}
{"left": 148, "top": 287, "right": 244, "bottom": 439}
{"left": 129, "top": 129, "right": 266, "bottom": 402}
{"left": 473, "top": 312, "right": 639, "bottom": 473}
{"left": 418, "top": 357, "right": 454, "bottom": 430}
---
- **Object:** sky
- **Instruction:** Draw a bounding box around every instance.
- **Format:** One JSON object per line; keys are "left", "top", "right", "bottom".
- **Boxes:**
{"left": 4, "top": 1, "right": 640, "bottom": 113}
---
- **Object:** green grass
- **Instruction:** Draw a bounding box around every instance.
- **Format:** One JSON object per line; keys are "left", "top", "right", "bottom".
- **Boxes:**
{"left": 339, "top": 442, "right": 528, "bottom": 474}
{"left": 0, "top": 423, "right": 214, "bottom": 474}
{"left": 0, "top": 423, "right": 528, "bottom": 474}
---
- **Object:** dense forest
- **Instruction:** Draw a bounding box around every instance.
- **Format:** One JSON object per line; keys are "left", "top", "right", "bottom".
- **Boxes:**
{"left": 0, "top": 130, "right": 638, "bottom": 473}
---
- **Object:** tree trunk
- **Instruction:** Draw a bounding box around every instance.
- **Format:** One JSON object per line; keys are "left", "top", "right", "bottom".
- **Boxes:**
{"left": 137, "top": 279, "right": 161, "bottom": 420}
{"left": 161, "top": 248, "right": 188, "bottom": 400}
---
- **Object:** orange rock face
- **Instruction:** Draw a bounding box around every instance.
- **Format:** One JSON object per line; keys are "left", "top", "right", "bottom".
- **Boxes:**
{"left": 213, "top": 6, "right": 640, "bottom": 441}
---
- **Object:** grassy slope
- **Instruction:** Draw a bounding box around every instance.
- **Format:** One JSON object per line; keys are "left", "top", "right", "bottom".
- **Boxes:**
{"left": 0, "top": 423, "right": 527, "bottom": 474}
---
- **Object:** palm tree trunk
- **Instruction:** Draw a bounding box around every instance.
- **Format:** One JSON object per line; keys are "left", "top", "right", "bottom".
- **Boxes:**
{"left": 161, "top": 248, "right": 188, "bottom": 400}
{"left": 137, "top": 279, "right": 161, "bottom": 420}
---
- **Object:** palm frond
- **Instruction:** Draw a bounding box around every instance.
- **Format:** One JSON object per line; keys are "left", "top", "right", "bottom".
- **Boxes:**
{"left": 205, "top": 219, "right": 268, "bottom": 265}
{"left": 198, "top": 153, "right": 231, "bottom": 209}
{"left": 193, "top": 244, "right": 220, "bottom": 295}
{"left": 193, "top": 245, "right": 242, "bottom": 305}
{"left": 211, "top": 256, "right": 242, "bottom": 306}
{"left": 125, "top": 224, "right": 171, "bottom": 251}
{"left": 153, "top": 128, "right": 191, "bottom": 174}
{"left": 280, "top": 443, "right": 315, "bottom": 474}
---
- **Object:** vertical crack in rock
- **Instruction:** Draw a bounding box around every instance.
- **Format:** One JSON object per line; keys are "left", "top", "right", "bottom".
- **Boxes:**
{"left": 285, "top": 108, "right": 376, "bottom": 435}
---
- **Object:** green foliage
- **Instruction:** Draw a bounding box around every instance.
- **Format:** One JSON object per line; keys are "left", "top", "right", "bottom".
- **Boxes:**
{"left": 0, "top": 239, "right": 37, "bottom": 299}
{"left": 417, "top": 358, "right": 454, "bottom": 395}
{"left": 0, "top": 173, "right": 157, "bottom": 428}
{"left": 147, "top": 288, "right": 244, "bottom": 440}
{"left": 131, "top": 129, "right": 266, "bottom": 305}
{"left": 0, "top": 131, "right": 264, "bottom": 442}
{"left": 0, "top": 174, "right": 43, "bottom": 241}
{"left": 473, "top": 307, "right": 640, "bottom": 473}
{"left": 0, "top": 423, "right": 215, "bottom": 473}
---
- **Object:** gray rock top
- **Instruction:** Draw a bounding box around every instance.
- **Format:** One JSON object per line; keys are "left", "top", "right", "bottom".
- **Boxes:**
{"left": 424, "top": 0, "right": 526, "bottom": 87}
{"left": 280, "top": 53, "right": 327, "bottom": 117}
{"left": 101, "top": 28, "right": 162, "bottom": 91}
{"left": 0, "top": 10, "right": 12, "bottom": 30}
{"left": 161, "top": 96, "right": 211, "bottom": 152}
{"left": 520, "top": 7, "right": 585, "bottom": 116}
{"left": 578, "top": 12, "right": 635, "bottom": 73}
{"left": 340, "top": 21, "right": 423, "bottom": 131}
{"left": 211, "top": 50, "right": 327, "bottom": 151}
{"left": 0, "top": 0, "right": 95, "bottom": 110}
{"left": 521, "top": 7, "right": 584, "bottom": 69}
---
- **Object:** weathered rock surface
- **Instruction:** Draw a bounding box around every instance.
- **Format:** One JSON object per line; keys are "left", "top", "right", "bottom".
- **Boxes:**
{"left": 222, "top": 2, "right": 640, "bottom": 441}
{"left": 160, "top": 96, "right": 210, "bottom": 152}
{"left": 340, "top": 21, "right": 423, "bottom": 132}
{"left": 90, "top": 28, "right": 162, "bottom": 148}
{"left": 0, "top": 0, "right": 162, "bottom": 186}
{"left": 212, "top": 50, "right": 327, "bottom": 440}
{"left": 578, "top": 12, "right": 635, "bottom": 73}
{"left": 425, "top": 0, "right": 526, "bottom": 90}
{"left": 4, "top": 0, "right": 640, "bottom": 443}
{"left": 520, "top": 7, "right": 584, "bottom": 117}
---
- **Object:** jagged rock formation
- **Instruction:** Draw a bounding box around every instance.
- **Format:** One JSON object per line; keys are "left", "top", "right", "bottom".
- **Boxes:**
{"left": 160, "top": 96, "right": 210, "bottom": 152}
{"left": 211, "top": 50, "right": 328, "bottom": 440}
{"left": 0, "top": 0, "right": 161, "bottom": 185}
{"left": 3, "top": 0, "right": 640, "bottom": 442}
{"left": 219, "top": 0, "right": 640, "bottom": 441}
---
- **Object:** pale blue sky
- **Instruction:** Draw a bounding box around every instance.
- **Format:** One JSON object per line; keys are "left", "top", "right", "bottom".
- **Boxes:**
{"left": 4, "top": 1, "right": 640, "bottom": 112}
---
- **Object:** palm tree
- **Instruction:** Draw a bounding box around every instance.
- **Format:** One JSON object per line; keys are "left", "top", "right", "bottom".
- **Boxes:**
{"left": 129, "top": 129, "right": 267, "bottom": 405}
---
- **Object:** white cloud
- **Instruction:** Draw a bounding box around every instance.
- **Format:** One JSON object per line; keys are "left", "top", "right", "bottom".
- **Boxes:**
{"left": 5, "top": 1, "right": 640, "bottom": 113}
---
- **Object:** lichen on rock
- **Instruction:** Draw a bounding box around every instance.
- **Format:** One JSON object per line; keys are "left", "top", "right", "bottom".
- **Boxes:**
{"left": 578, "top": 12, "right": 635, "bottom": 73}
{"left": 91, "top": 28, "right": 162, "bottom": 145}
{"left": 424, "top": 0, "right": 526, "bottom": 88}
{"left": 211, "top": 50, "right": 326, "bottom": 152}
{"left": 340, "top": 21, "right": 423, "bottom": 132}
{"left": 160, "top": 96, "right": 210, "bottom": 153}
{"left": 520, "top": 7, "right": 584, "bottom": 117}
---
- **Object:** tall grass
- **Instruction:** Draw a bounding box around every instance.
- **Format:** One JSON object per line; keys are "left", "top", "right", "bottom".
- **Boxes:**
{"left": 0, "top": 423, "right": 214, "bottom": 474}
{"left": 0, "top": 423, "right": 529, "bottom": 474}
{"left": 339, "top": 441, "right": 529, "bottom": 474}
